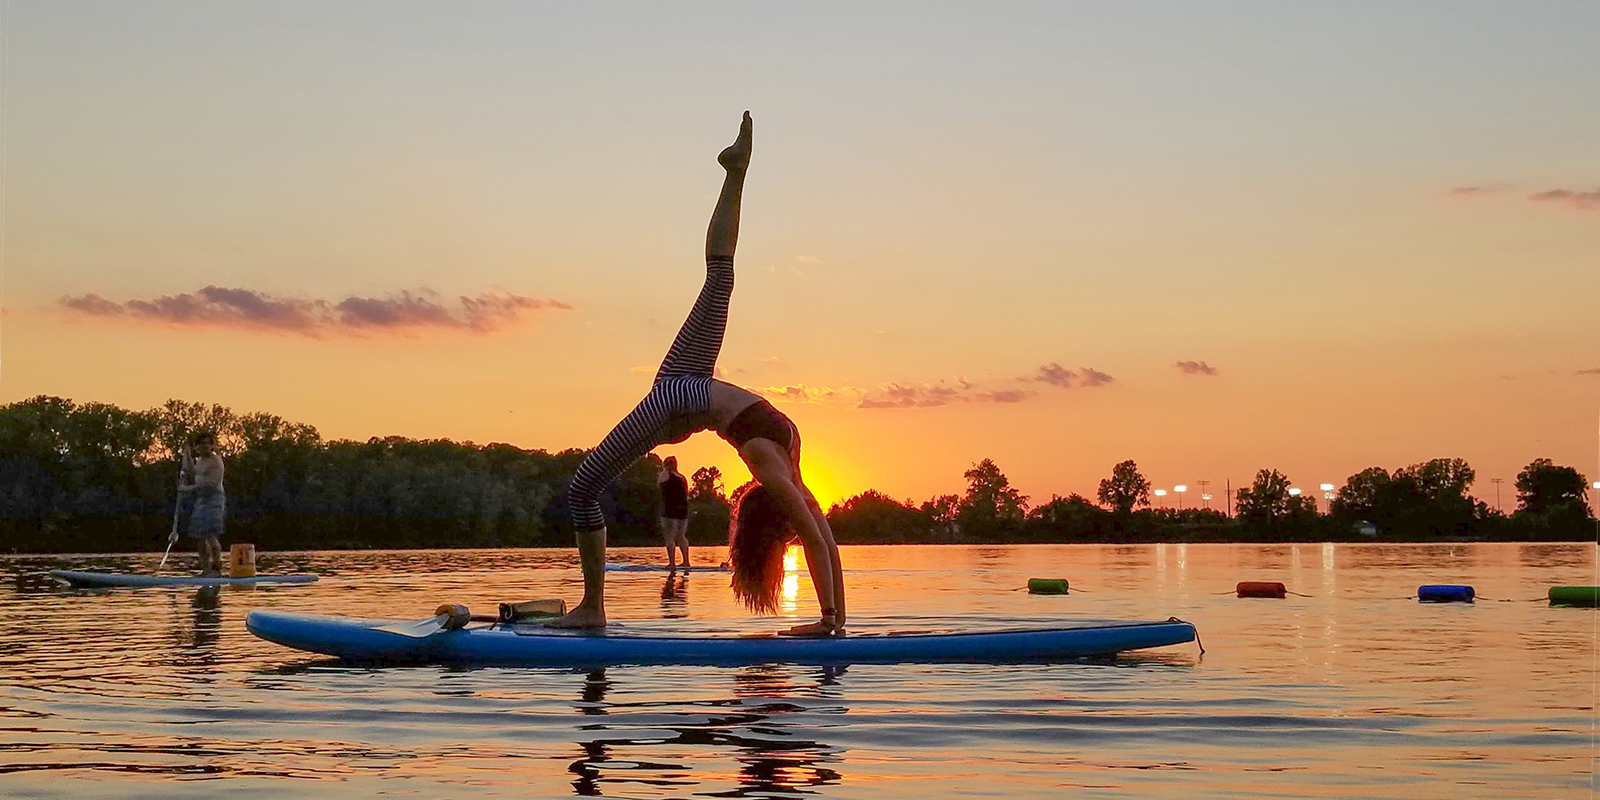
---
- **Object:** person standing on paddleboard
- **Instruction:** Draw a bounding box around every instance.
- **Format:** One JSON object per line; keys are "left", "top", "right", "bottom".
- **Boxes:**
{"left": 553, "top": 112, "right": 846, "bottom": 636}
{"left": 658, "top": 456, "right": 691, "bottom": 572}
{"left": 177, "top": 431, "right": 226, "bottom": 576}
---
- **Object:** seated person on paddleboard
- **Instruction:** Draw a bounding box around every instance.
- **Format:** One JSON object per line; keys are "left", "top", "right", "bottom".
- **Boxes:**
{"left": 553, "top": 112, "right": 846, "bottom": 637}
{"left": 658, "top": 456, "right": 691, "bottom": 571}
{"left": 177, "top": 431, "right": 227, "bottom": 576}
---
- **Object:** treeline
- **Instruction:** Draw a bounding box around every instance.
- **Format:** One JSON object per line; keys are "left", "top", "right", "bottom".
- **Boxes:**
{"left": 824, "top": 457, "right": 1596, "bottom": 544}
{"left": 1, "top": 396, "right": 1593, "bottom": 553}
{"left": 0, "top": 395, "right": 700, "bottom": 553}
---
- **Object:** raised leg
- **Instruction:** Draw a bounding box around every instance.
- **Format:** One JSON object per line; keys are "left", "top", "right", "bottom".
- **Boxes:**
{"left": 654, "top": 112, "right": 750, "bottom": 381}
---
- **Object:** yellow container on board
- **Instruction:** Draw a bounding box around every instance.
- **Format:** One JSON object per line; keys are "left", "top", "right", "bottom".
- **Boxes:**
{"left": 229, "top": 543, "right": 257, "bottom": 578}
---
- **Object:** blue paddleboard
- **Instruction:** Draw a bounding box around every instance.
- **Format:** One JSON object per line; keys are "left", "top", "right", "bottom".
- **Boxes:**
{"left": 51, "top": 570, "right": 319, "bottom": 588}
{"left": 246, "top": 609, "right": 1196, "bottom": 665}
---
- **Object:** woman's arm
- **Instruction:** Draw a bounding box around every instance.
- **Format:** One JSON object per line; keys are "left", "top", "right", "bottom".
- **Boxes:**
{"left": 741, "top": 440, "right": 843, "bottom": 631}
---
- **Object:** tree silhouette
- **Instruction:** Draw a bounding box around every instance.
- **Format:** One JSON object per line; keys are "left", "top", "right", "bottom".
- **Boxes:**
{"left": 826, "top": 490, "right": 931, "bottom": 543}
{"left": 690, "top": 466, "right": 725, "bottom": 503}
{"left": 1097, "top": 460, "right": 1151, "bottom": 514}
{"left": 1234, "top": 469, "right": 1316, "bottom": 534}
{"left": 1510, "top": 460, "right": 1587, "bottom": 521}
{"left": 956, "top": 459, "right": 1028, "bottom": 539}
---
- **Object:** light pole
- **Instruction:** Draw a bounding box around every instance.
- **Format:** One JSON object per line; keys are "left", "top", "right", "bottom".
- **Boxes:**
{"left": 1174, "top": 485, "right": 1187, "bottom": 510}
{"left": 1592, "top": 481, "right": 1600, "bottom": 518}
{"left": 1197, "top": 480, "right": 1211, "bottom": 510}
{"left": 1154, "top": 488, "right": 1167, "bottom": 509}
{"left": 1320, "top": 483, "right": 1335, "bottom": 513}
{"left": 1491, "top": 477, "right": 1504, "bottom": 514}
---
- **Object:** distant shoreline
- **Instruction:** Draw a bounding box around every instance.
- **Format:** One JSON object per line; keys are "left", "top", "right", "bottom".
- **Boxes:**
{"left": 9, "top": 538, "right": 1594, "bottom": 558}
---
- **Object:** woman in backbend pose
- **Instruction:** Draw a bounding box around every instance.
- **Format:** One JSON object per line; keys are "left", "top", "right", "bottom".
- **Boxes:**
{"left": 550, "top": 112, "right": 846, "bottom": 636}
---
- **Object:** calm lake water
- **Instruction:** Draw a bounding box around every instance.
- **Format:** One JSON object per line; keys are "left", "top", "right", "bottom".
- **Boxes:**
{"left": 1, "top": 543, "right": 1594, "bottom": 799}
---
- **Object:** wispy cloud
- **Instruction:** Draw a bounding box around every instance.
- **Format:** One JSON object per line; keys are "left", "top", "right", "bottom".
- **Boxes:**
{"left": 757, "top": 384, "right": 867, "bottom": 406}
{"left": 58, "top": 285, "right": 571, "bottom": 337}
{"left": 1175, "top": 360, "right": 1218, "bottom": 376}
{"left": 1025, "top": 362, "right": 1116, "bottom": 389}
{"left": 977, "top": 389, "right": 1033, "bottom": 403}
{"left": 762, "top": 362, "right": 1110, "bottom": 410}
{"left": 1445, "top": 184, "right": 1507, "bottom": 198}
{"left": 1577, "top": 368, "right": 1600, "bottom": 376}
{"left": 1529, "top": 188, "right": 1600, "bottom": 211}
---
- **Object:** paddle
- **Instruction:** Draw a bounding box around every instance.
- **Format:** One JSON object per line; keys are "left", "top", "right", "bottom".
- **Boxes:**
{"left": 156, "top": 445, "right": 192, "bottom": 573}
{"left": 373, "top": 604, "right": 491, "bottom": 638}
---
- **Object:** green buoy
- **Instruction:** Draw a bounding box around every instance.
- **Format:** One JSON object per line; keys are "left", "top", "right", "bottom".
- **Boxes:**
{"left": 1028, "top": 578, "right": 1070, "bottom": 595}
{"left": 1549, "top": 586, "right": 1600, "bottom": 607}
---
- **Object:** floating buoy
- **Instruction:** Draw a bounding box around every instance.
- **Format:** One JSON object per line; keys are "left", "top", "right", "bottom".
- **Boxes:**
{"left": 1028, "top": 578, "right": 1070, "bottom": 595}
{"left": 1236, "top": 581, "right": 1287, "bottom": 598}
{"left": 1549, "top": 586, "right": 1600, "bottom": 607}
{"left": 1418, "top": 584, "right": 1474, "bottom": 603}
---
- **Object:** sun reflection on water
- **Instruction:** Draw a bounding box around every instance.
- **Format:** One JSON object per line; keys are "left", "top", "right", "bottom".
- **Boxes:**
{"left": 781, "top": 544, "right": 801, "bottom": 612}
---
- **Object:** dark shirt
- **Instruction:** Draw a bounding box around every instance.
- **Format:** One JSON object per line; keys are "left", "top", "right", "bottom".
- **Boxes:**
{"left": 660, "top": 474, "right": 689, "bottom": 520}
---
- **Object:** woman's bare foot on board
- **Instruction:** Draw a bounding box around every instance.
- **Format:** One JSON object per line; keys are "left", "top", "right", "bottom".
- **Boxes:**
{"left": 547, "top": 606, "right": 607, "bottom": 629}
{"left": 779, "top": 618, "right": 843, "bottom": 637}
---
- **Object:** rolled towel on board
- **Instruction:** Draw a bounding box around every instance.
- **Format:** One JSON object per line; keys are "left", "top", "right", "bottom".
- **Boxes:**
{"left": 1418, "top": 585, "right": 1474, "bottom": 603}
{"left": 498, "top": 599, "right": 567, "bottom": 622}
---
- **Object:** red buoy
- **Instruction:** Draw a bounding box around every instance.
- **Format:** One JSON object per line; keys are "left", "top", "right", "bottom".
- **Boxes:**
{"left": 1236, "top": 581, "right": 1287, "bottom": 598}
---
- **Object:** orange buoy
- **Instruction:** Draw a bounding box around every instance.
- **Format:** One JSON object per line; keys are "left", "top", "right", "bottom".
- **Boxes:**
{"left": 1237, "top": 581, "right": 1287, "bottom": 598}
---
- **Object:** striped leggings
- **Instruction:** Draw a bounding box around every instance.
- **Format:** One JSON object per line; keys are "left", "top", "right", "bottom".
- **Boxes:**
{"left": 567, "top": 256, "right": 735, "bottom": 531}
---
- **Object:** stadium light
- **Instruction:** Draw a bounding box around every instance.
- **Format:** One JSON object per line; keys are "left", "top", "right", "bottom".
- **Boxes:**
{"left": 1288, "top": 487, "right": 1303, "bottom": 496}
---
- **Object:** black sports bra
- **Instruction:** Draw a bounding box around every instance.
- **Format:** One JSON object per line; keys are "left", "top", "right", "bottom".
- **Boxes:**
{"left": 718, "top": 399, "right": 795, "bottom": 451}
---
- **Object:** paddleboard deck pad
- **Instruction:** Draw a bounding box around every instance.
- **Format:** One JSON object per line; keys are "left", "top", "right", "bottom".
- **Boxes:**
{"left": 246, "top": 609, "right": 1196, "bottom": 665}
{"left": 51, "top": 570, "right": 319, "bottom": 588}
{"left": 605, "top": 563, "right": 728, "bottom": 573}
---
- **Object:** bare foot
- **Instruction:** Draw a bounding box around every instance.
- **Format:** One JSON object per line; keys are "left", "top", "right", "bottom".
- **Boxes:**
{"left": 718, "top": 111, "right": 752, "bottom": 173}
{"left": 547, "top": 606, "right": 607, "bottom": 629}
{"left": 779, "top": 619, "right": 844, "bottom": 638}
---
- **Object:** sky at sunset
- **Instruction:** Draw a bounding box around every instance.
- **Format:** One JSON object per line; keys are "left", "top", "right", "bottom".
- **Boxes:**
{"left": 3, "top": 2, "right": 1597, "bottom": 511}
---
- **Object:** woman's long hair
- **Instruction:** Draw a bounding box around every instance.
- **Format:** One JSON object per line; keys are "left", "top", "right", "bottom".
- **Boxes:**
{"left": 727, "top": 482, "right": 795, "bottom": 614}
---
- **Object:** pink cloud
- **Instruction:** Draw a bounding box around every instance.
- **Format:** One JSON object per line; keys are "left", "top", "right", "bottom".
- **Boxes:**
{"left": 58, "top": 286, "right": 571, "bottom": 337}
{"left": 1026, "top": 362, "right": 1115, "bottom": 388}
{"left": 1445, "top": 185, "right": 1507, "bottom": 198}
{"left": 1528, "top": 188, "right": 1600, "bottom": 211}
{"left": 1175, "top": 360, "right": 1218, "bottom": 376}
